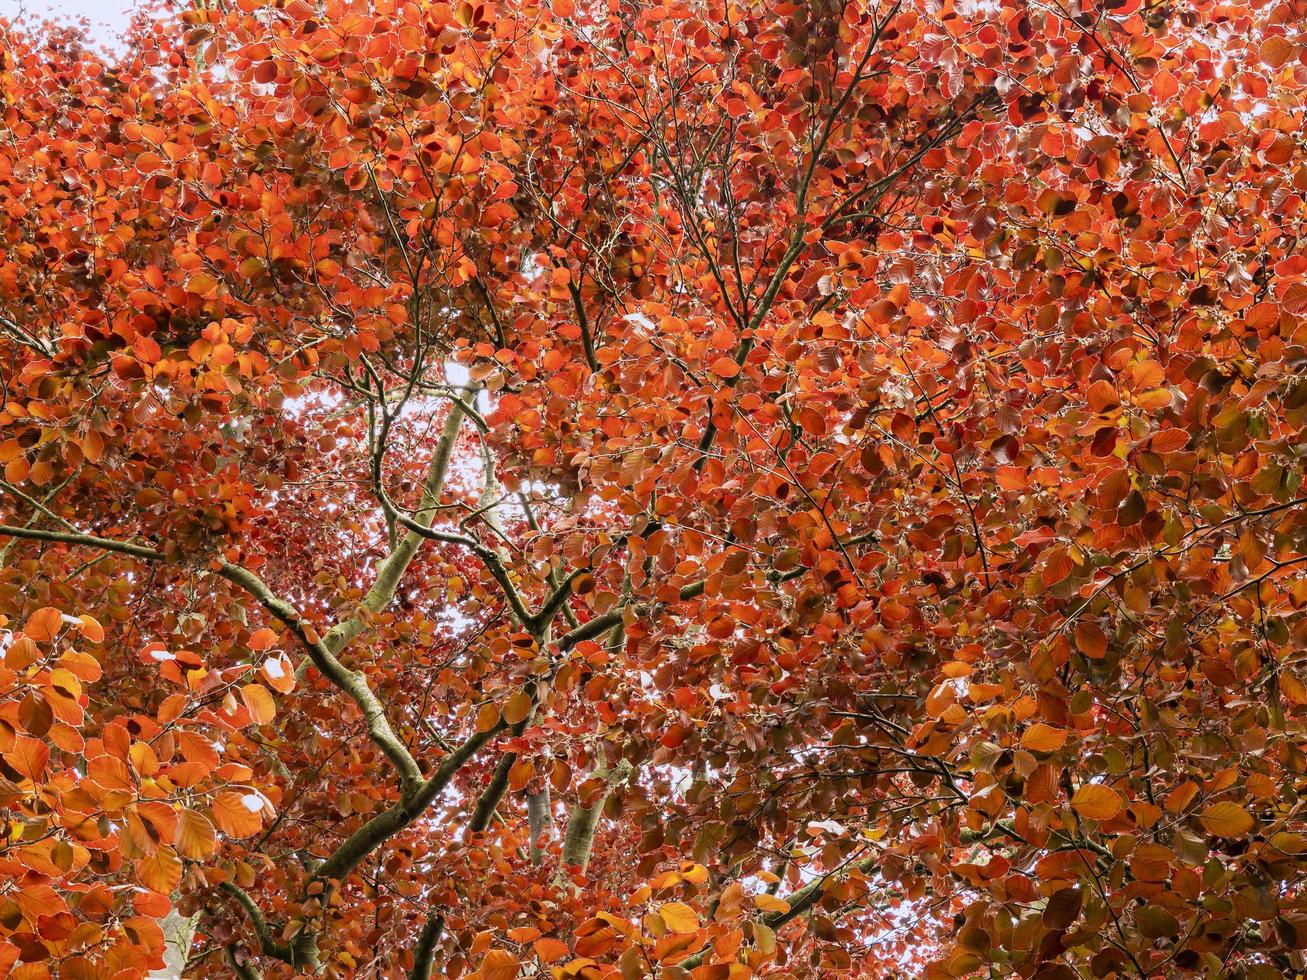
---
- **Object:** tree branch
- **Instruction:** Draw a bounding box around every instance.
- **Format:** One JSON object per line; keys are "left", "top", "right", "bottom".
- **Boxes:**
{"left": 220, "top": 882, "right": 291, "bottom": 963}
{"left": 556, "top": 758, "right": 633, "bottom": 884}
{"left": 216, "top": 561, "right": 426, "bottom": 795}
{"left": 680, "top": 854, "right": 879, "bottom": 970}
{"left": 0, "top": 523, "right": 162, "bottom": 561}
{"left": 526, "top": 785, "right": 553, "bottom": 866}
{"left": 310, "top": 720, "right": 503, "bottom": 889}
{"left": 409, "top": 912, "right": 445, "bottom": 980}
{"left": 0, "top": 504, "right": 436, "bottom": 796}
{"left": 322, "top": 398, "right": 468, "bottom": 657}
{"left": 225, "top": 946, "right": 263, "bottom": 980}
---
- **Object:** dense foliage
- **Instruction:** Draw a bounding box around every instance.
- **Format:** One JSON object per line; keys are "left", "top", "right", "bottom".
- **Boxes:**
{"left": 1, "top": 0, "right": 1306, "bottom": 976}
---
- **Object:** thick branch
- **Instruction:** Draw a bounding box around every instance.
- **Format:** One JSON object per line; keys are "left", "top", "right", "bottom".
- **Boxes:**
{"left": 220, "top": 883, "right": 291, "bottom": 963}
{"left": 225, "top": 946, "right": 263, "bottom": 980}
{"left": 386, "top": 515, "right": 536, "bottom": 627}
{"left": 322, "top": 400, "right": 467, "bottom": 656}
{"left": 468, "top": 746, "right": 520, "bottom": 834}
{"left": 680, "top": 854, "right": 879, "bottom": 970}
{"left": 0, "top": 510, "right": 431, "bottom": 795}
{"left": 567, "top": 278, "right": 599, "bottom": 372}
{"left": 311, "top": 721, "right": 502, "bottom": 889}
{"left": 0, "top": 523, "right": 162, "bottom": 561}
{"left": 557, "top": 759, "right": 633, "bottom": 882}
{"left": 526, "top": 785, "right": 553, "bottom": 866}
{"left": 217, "top": 561, "right": 425, "bottom": 794}
{"left": 467, "top": 675, "right": 541, "bottom": 835}
{"left": 409, "top": 912, "right": 445, "bottom": 980}
{"left": 762, "top": 854, "right": 877, "bottom": 930}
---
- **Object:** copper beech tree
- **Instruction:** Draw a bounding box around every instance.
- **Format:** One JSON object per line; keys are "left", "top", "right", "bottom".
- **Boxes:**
{"left": 1, "top": 0, "right": 1306, "bottom": 976}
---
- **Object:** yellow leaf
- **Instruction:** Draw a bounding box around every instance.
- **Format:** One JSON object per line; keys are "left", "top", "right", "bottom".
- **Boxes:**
{"left": 480, "top": 949, "right": 519, "bottom": 980}
{"left": 659, "top": 901, "right": 699, "bottom": 934}
{"left": 1270, "top": 832, "right": 1307, "bottom": 855}
{"left": 1071, "top": 784, "right": 1122, "bottom": 821}
{"left": 681, "top": 862, "right": 709, "bottom": 884}
{"left": 1020, "top": 723, "right": 1068, "bottom": 753}
{"left": 1200, "top": 801, "right": 1254, "bottom": 838}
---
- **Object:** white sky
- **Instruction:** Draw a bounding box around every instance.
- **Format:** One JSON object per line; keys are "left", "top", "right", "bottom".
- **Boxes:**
{"left": 0, "top": 0, "right": 138, "bottom": 41}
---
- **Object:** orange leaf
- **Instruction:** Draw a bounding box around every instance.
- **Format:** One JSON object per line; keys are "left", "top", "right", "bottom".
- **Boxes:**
{"left": 475, "top": 702, "right": 501, "bottom": 733}
{"left": 1071, "top": 784, "right": 1122, "bottom": 821}
{"left": 1074, "top": 622, "right": 1107, "bottom": 660}
{"left": 176, "top": 809, "right": 217, "bottom": 860}
{"left": 503, "top": 690, "right": 532, "bottom": 725}
{"left": 709, "top": 355, "right": 741, "bottom": 379}
{"left": 157, "top": 693, "right": 188, "bottom": 726}
{"left": 753, "top": 893, "right": 790, "bottom": 915}
{"left": 136, "top": 847, "right": 182, "bottom": 894}
{"left": 533, "top": 937, "right": 569, "bottom": 963}
{"left": 5, "top": 734, "right": 50, "bottom": 780}
{"left": 213, "top": 792, "right": 264, "bottom": 838}
{"left": 480, "top": 949, "right": 519, "bottom": 980}
{"left": 1200, "top": 801, "right": 1254, "bottom": 838}
{"left": 261, "top": 654, "right": 296, "bottom": 694}
{"left": 1164, "top": 781, "right": 1199, "bottom": 813}
{"left": 88, "top": 755, "right": 134, "bottom": 791}
{"left": 247, "top": 628, "right": 278, "bottom": 651}
{"left": 1020, "top": 723, "right": 1068, "bottom": 753}
{"left": 1041, "top": 549, "right": 1073, "bottom": 587}
{"left": 25, "top": 607, "right": 63, "bottom": 644}
{"left": 1261, "top": 34, "right": 1296, "bottom": 68}
{"left": 241, "top": 684, "right": 276, "bottom": 726}
{"left": 82, "top": 429, "right": 105, "bottom": 463}
{"left": 76, "top": 615, "right": 105, "bottom": 644}
{"left": 658, "top": 901, "right": 699, "bottom": 934}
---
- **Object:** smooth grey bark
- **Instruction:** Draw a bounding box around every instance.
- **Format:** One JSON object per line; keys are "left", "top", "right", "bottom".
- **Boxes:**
{"left": 556, "top": 759, "right": 633, "bottom": 884}
{"left": 526, "top": 785, "right": 553, "bottom": 865}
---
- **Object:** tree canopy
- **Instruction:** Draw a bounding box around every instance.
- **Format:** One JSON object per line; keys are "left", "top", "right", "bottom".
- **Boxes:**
{"left": 1, "top": 0, "right": 1306, "bottom": 976}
